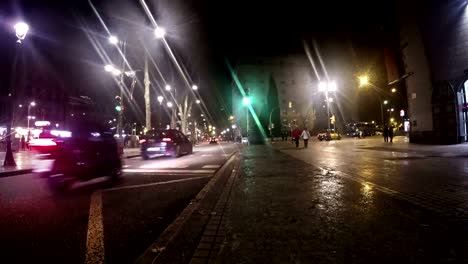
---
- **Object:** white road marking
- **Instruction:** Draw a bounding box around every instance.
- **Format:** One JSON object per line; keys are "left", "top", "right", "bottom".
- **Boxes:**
{"left": 202, "top": 154, "right": 213, "bottom": 157}
{"left": 123, "top": 168, "right": 216, "bottom": 174}
{"left": 104, "top": 175, "right": 212, "bottom": 192}
{"left": 85, "top": 191, "right": 105, "bottom": 264}
{"left": 139, "top": 164, "right": 189, "bottom": 169}
{"left": 202, "top": 165, "right": 221, "bottom": 169}
{"left": 84, "top": 176, "right": 213, "bottom": 263}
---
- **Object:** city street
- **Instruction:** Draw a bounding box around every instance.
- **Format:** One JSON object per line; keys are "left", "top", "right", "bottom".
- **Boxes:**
{"left": 189, "top": 137, "right": 468, "bottom": 263}
{"left": 0, "top": 142, "right": 238, "bottom": 264}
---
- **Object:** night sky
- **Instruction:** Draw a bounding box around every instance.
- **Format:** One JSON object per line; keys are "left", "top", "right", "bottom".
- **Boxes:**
{"left": 0, "top": 0, "right": 398, "bottom": 126}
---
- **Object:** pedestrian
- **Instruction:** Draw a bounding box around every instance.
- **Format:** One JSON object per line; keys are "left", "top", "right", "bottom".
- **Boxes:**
{"left": 389, "top": 125, "right": 394, "bottom": 143}
{"left": 20, "top": 135, "right": 26, "bottom": 151}
{"left": 292, "top": 126, "right": 301, "bottom": 148}
{"left": 301, "top": 127, "right": 311, "bottom": 148}
{"left": 383, "top": 125, "right": 389, "bottom": 142}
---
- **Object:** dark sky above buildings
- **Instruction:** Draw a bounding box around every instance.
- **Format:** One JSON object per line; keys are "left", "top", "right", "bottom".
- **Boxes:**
{"left": 0, "top": 0, "right": 397, "bottom": 124}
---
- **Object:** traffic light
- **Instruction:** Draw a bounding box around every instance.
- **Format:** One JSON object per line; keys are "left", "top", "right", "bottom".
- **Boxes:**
{"left": 115, "top": 95, "right": 122, "bottom": 112}
{"left": 330, "top": 115, "right": 335, "bottom": 124}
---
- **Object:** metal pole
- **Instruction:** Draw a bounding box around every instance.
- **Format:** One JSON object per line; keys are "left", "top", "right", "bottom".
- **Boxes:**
{"left": 118, "top": 40, "right": 126, "bottom": 137}
{"left": 246, "top": 106, "right": 249, "bottom": 138}
{"left": 27, "top": 106, "right": 30, "bottom": 131}
{"left": 325, "top": 90, "right": 331, "bottom": 131}
{"left": 380, "top": 102, "right": 384, "bottom": 125}
{"left": 269, "top": 107, "right": 278, "bottom": 140}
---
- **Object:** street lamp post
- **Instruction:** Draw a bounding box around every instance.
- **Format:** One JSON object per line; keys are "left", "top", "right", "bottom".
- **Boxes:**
{"left": 359, "top": 75, "right": 394, "bottom": 126}
{"left": 318, "top": 81, "right": 337, "bottom": 134}
{"left": 27, "top": 101, "right": 35, "bottom": 132}
{"left": 269, "top": 107, "right": 279, "bottom": 140}
{"left": 157, "top": 96, "right": 164, "bottom": 128}
{"left": 4, "top": 22, "right": 30, "bottom": 167}
{"left": 242, "top": 97, "right": 251, "bottom": 138}
{"left": 108, "top": 35, "right": 127, "bottom": 137}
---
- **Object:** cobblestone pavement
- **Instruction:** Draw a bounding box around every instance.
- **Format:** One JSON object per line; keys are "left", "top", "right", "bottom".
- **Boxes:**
{"left": 207, "top": 144, "right": 467, "bottom": 264}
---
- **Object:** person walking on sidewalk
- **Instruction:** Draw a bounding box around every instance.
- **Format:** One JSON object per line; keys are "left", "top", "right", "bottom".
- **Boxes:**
{"left": 383, "top": 125, "right": 389, "bottom": 142}
{"left": 301, "top": 128, "right": 311, "bottom": 148}
{"left": 20, "top": 135, "right": 26, "bottom": 151}
{"left": 292, "top": 126, "right": 301, "bottom": 148}
{"left": 389, "top": 125, "right": 394, "bottom": 143}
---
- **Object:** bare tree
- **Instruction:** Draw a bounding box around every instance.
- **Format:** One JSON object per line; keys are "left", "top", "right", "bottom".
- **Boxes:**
{"left": 144, "top": 55, "right": 151, "bottom": 130}
{"left": 296, "top": 103, "right": 316, "bottom": 130}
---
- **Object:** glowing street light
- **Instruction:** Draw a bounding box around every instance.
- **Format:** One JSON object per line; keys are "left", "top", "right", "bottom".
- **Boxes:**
{"left": 196, "top": 99, "right": 201, "bottom": 104}
{"left": 192, "top": 85, "right": 198, "bottom": 90}
{"left": 242, "top": 97, "right": 251, "bottom": 106}
{"left": 383, "top": 100, "right": 388, "bottom": 105}
{"left": 104, "top": 64, "right": 114, "bottom": 72}
{"left": 154, "top": 27, "right": 166, "bottom": 38}
{"left": 157, "top": 96, "right": 164, "bottom": 104}
{"left": 358, "top": 75, "right": 369, "bottom": 86}
{"left": 391, "top": 88, "right": 397, "bottom": 93}
{"left": 27, "top": 101, "right": 36, "bottom": 131}
{"left": 109, "top": 35, "right": 119, "bottom": 45}
{"left": 165, "top": 84, "right": 171, "bottom": 91}
{"left": 14, "top": 22, "right": 29, "bottom": 43}
{"left": 318, "top": 81, "right": 337, "bottom": 132}
{"left": 111, "top": 68, "right": 122, "bottom": 76}
{"left": 167, "top": 102, "right": 173, "bottom": 108}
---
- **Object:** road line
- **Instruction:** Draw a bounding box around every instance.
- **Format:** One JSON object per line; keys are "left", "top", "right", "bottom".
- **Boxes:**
{"left": 104, "top": 175, "right": 212, "bottom": 192}
{"left": 202, "top": 154, "right": 213, "bottom": 157}
{"left": 85, "top": 191, "right": 105, "bottom": 264}
{"left": 202, "top": 165, "right": 221, "bottom": 169}
{"left": 123, "top": 168, "right": 216, "bottom": 174}
{"left": 139, "top": 164, "right": 189, "bottom": 169}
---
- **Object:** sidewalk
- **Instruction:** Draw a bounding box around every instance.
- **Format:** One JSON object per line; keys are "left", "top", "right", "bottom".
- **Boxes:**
{"left": 273, "top": 135, "right": 468, "bottom": 156}
{"left": 191, "top": 145, "right": 466, "bottom": 263}
{"left": 0, "top": 148, "right": 141, "bottom": 177}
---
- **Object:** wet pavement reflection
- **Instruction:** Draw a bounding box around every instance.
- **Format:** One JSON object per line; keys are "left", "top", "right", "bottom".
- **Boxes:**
{"left": 215, "top": 144, "right": 467, "bottom": 263}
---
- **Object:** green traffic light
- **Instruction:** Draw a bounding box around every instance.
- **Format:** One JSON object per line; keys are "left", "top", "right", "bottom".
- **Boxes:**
{"left": 115, "top": 105, "right": 122, "bottom": 111}
{"left": 242, "top": 97, "right": 251, "bottom": 106}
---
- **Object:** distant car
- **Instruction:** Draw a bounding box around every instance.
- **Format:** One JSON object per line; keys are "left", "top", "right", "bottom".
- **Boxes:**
{"left": 317, "top": 130, "right": 341, "bottom": 141}
{"left": 140, "top": 129, "right": 192, "bottom": 159}
{"left": 241, "top": 137, "right": 249, "bottom": 144}
{"left": 209, "top": 137, "right": 218, "bottom": 144}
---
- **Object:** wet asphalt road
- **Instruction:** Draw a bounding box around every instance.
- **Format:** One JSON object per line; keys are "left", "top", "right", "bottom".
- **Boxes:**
{"left": 213, "top": 139, "right": 468, "bottom": 263}
{"left": 0, "top": 142, "right": 238, "bottom": 264}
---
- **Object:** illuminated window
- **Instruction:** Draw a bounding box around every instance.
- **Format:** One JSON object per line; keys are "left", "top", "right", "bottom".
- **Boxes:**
{"left": 288, "top": 101, "right": 293, "bottom": 108}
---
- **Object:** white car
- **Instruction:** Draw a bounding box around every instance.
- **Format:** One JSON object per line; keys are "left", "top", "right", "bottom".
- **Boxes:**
{"left": 241, "top": 137, "right": 249, "bottom": 144}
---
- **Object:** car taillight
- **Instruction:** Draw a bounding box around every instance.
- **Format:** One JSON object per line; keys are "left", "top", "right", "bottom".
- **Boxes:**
{"left": 139, "top": 139, "right": 147, "bottom": 144}
{"left": 162, "top": 137, "right": 172, "bottom": 142}
{"left": 29, "top": 138, "right": 57, "bottom": 147}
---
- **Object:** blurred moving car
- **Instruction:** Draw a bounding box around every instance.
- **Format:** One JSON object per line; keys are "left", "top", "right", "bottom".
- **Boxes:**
{"left": 140, "top": 129, "right": 192, "bottom": 159}
{"left": 209, "top": 137, "right": 218, "bottom": 144}
{"left": 317, "top": 129, "right": 342, "bottom": 141}
{"left": 30, "top": 123, "right": 122, "bottom": 192}
{"left": 241, "top": 137, "right": 249, "bottom": 144}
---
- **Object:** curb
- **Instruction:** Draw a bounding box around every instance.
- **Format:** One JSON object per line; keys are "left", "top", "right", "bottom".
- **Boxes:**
{"left": 125, "top": 154, "right": 141, "bottom": 159}
{"left": 0, "top": 168, "right": 34, "bottom": 178}
{"left": 135, "top": 152, "right": 239, "bottom": 264}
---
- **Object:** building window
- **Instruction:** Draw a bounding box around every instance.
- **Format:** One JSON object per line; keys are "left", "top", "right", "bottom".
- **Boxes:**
{"left": 288, "top": 101, "right": 293, "bottom": 108}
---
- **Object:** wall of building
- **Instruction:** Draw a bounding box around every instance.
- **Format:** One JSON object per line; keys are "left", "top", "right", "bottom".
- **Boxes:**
{"left": 399, "top": 15, "right": 434, "bottom": 142}
{"left": 397, "top": 0, "right": 468, "bottom": 144}
{"left": 231, "top": 55, "right": 316, "bottom": 141}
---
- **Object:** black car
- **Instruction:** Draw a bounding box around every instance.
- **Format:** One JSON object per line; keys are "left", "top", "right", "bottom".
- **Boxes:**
{"left": 140, "top": 129, "right": 193, "bottom": 159}
{"left": 30, "top": 123, "right": 122, "bottom": 191}
{"left": 209, "top": 137, "right": 218, "bottom": 144}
